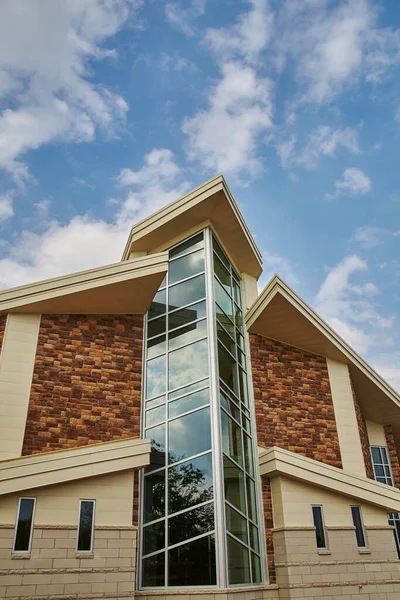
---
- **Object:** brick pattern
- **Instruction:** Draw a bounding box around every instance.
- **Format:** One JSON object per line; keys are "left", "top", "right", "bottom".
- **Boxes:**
{"left": 385, "top": 425, "right": 400, "bottom": 489}
{"left": 250, "top": 334, "right": 342, "bottom": 468}
{"left": 22, "top": 314, "right": 143, "bottom": 456}
{"left": 0, "top": 314, "right": 6, "bottom": 356}
{"left": 351, "top": 377, "right": 375, "bottom": 479}
{"left": 262, "top": 478, "right": 276, "bottom": 584}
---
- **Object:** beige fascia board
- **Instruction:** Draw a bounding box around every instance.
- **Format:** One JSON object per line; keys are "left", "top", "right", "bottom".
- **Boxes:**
{"left": 121, "top": 175, "right": 262, "bottom": 277}
{"left": 258, "top": 445, "right": 400, "bottom": 513}
{"left": 246, "top": 274, "right": 400, "bottom": 414}
{"left": 0, "top": 252, "right": 168, "bottom": 315}
{"left": 0, "top": 437, "right": 151, "bottom": 496}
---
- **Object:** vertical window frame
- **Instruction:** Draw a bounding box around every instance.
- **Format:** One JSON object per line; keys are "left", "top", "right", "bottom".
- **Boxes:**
{"left": 351, "top": 505, "right": 367, "bottom": 549}
{"left": 77, "top": 499, "right": 95, "bottom": 554}
{"left": 13, "top": 497, "right": 36, "bottom": 554}
{"left": 370, "top": 445, "right": 394, "bottom": 486}
{"left": 311, "top": 505, "right": 328, "bottom": 550}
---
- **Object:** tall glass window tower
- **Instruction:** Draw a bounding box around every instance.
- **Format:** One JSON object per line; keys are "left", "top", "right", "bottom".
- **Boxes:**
{"left": 139, "top": 228, "right": 265, "bottom": 588}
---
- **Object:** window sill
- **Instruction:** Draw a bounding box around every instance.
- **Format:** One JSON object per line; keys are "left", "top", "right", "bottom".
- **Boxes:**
{"left": 317, "top": 549, "right": 331, "bottom": 555}
{"left": 76, "top": 553, "right": 94, "bottom": 559}
{"left": 358, "top": 548, "right": 371, "bottom": 554}
{"left": 11, "top": 553, "right": 30, "bottom": 560}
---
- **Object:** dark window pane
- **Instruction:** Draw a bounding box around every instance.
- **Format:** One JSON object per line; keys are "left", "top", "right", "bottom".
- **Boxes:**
{"left": 217, "top": 320, "right": 236, "bottom": 355}
{"left": 371, "top": 447, "right": 381, "bottom": 464}
{"left": 220, "top": 390, "right": 240, "bottom": 423}
{"left": 381, "top": 447, "right": 389, "bottom": 464}
{"left": 226, "top": 504, "right": 248, "bottom": 544}
{"left": 77, "top": 501, "right": 94, "bottom": 552}
{"left": 169, "top": 301, "right": 206, "bottom": 330}
{"left": 169, "top": 275, "right": 205, "bottom": 311}
{"left": 239, "top": 368, "right": 248, "bottom": 406}
{"left": 233, "top": 280, "right": 242, "bottom": 308}
{"left": 169, "top": 339, "right": 208, "bottom": 391}
{"left": 213, "top": 238, "right": 230, "bottom": 269}
{"left": 249, "top": 524, "right": 259, "bottom": 553}
{"left": 227, "top": 535, "right": 250, "bottom": 585}
{"left": 168, "top": 407, "right": 211, "bottom": 464}
{"left": 169, "top": 503, "right": 214, "bottom": 547}
{"left": 144, "top": 471, "right": 165, "bottom": 523}
{"left": 146, "top": 355, "right": 166, "bottom": 399}
{"left": 168, "top": 453, "right": 213, "bottom": 515}
{"left": 149, "top": 289, "right": 166, "bottom": 320}
{"left": 145, "top": 405, "right": 165, "bottom": 428}
{"left": 215, "top": 279, "right": 233, "bottom": 321}
{"left": 143, "top": 521, "right": 165, "bottom": 556}
{"left": 251, "top": 552, "right": 262, "bottom": 584}
{"left": 221, "top": 410, "right": 243, "bottom": 466}
{"left": 218, "top": 342, "right": 238, "bottom": 395}
{"left": 170, "top": 233, "right": 204, "bottom": 259}
{"left": 169, "top": 388, "right": 209, "bottom": 419}
{"left": 169, "top": 249, "right": 205, "bottom": 285}
{"left": 214, "top": 254, "right": 231, "bottom": 294}
{"left": 312, "top": 506, "right": 326, "bottom": 549}
{"left": 148, "top": 315, "right": 166, "bottom": 338}
{"left": 169, "top": 379, "right": 208, "bottom": 401}
{"left": 224, "top": 456, "right": 246, "bottom": 514}
{"left": 246, "top": 477, "right": 257, "bottom": 523}
{"left": 168, "top": 534, "right": 216, "bottom": 586}
{"left": 377, "top": 476, "right": 386, "bottom": 484}
{"left": 235, "top": 307, "right": 243, "bottom": 333}
{"left": 147, "top": 335, "right": 166, "bottom": 359}
{"left": 243, "top": 433, "right": 254, "bottom": 476}
{"left": 242, "top": 413, "right": 251, "bottom": 434}
{"left": 142, "top": 551, "right": 165, "bottom": 587}
{"left": 216, "top": 304, "right": 235, "bottom": 336}
{"left": 13, "top": 499, "right": 35, "bottom": 552}
{"left": 351, "top": 506, "right": 366, "bottom": 547}
{"left": 375, "top": 465, "right": 385, "bottom": 477}
{"left": 145, "top": 423, "right": 166, "bottom": 471}
{"left": 168, "top": 318, "right": 207, "bottom": 351}
{"left": 238, "top": 348, "right": 246, "bottom": 370}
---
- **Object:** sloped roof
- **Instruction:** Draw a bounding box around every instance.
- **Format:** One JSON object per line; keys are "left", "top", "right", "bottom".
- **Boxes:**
{"left": 121, "top": 174, "right": 263, "bottom": 278}
{"left": 0, "top": 252, "right": 168, "bottom": 315}
{"left": 246, "top": 275, "right": 400, "bottom": 431}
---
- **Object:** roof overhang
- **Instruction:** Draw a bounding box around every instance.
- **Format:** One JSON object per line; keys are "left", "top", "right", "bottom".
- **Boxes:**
{"left": 0, "top": 252, "right": 168, "bottom": 315}
{"left": 246, "top": 276, "right": 400, "bottom": 434}
{"left": 121, "top": 175, "right": 263, "bottom": 279}
{"left": 259, "top": 446, "right": 400, "bottom": 513}
{"left": 0, "top": 437, "right": 151, "bottom": 496}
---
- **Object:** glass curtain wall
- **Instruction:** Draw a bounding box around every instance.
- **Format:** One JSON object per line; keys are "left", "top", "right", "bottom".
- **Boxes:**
{"left": 140, "top": 229, "right": 263, "bottom": 588}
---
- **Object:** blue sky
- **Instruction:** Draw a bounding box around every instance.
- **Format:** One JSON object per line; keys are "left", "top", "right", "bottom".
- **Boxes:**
{"left": 0, "top": 0, "right": 399, "bottom": 390}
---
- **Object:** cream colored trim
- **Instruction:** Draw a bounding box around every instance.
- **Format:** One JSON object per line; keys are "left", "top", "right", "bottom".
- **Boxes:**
{"left": 258, "top": 445, "right": 400, "bottom": 513}
{"left": 327, "top": 358, "right": 365, "bottom": 476}
{"left": 0, "top": 437, "right": 151, "bottom": 496}
{"left": 0, "top": 252, "right": 168, "bottom": 315}
{"left": 0, "top": 314, "right": 41, "bottom": 460}
{"left": 366, "top": 421, "right": 387, "bottom": 447}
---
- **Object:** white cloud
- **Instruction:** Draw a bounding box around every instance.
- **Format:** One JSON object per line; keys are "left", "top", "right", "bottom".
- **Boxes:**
{"left": 0, "top": 193, "right": 14, "bottom": 223}
{"left": 372, "top": 352, "right": 400, "bottom": 393}
{"left": 0, "top": 1, "right": 134, "bottom": 185}
{"left": 354, "top": 225, "right": 384, "bottom": 248}
{"left": 258, "top": 249, "right": 299, "bottom": 290}
{"left": 165, "top": 0, "right": 205, "bottom": 37}
{"left": 335, "top": 167, "right": 372, "bottom": 195}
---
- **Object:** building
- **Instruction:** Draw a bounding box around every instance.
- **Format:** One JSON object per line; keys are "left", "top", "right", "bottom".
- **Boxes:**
{"left": 0, "top": 174, "right": 400, "bottom": 600}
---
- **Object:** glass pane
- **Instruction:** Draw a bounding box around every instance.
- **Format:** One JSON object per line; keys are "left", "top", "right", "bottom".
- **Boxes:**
{"left": 168, "top": 453, "right": 213, "bottom": 515}
{"left": 169, "top": 318, "right": 207, "bottom": 351}
{"left": 213, "top": 237, "right": 230, "bottom": 269}
{"left": 224, "top": 456, "right": 246, "bottom": 514}
{"left": 243, "top": 433, "right": 254, "bottom": 475}
{"left": 246, "top": 477, "right": 257, "bottom": 523}
{"left": 216, "top": 303, "right": 235, "bottom": 336}
{"left": 14, "top": 499, "right": 35, "bottom": 552}
{"left": 146, "top": 395, "right": 165, "bottom": 410}
{"left": 77, "top": 501, "right": 94, "bottom": 552}
{"left": 169, "top": 338, "right": 208, "bottom": 391}
{"left": 233, "top": 280, "right": 242, "bottom": 308}
{"left": 351, "top": 506, "right": 366, "bottom": 547}
{"left": 221, "top": 410, "right": 243, "bottom": 466}
{"left": 251, "top": 552, "right": 262, "bottom": 584}
{"left": 220, "top": 390, "right": 240, "bottom": 423}
{"left": 145, "top": 423, "right": 166, "bottom": 470}
{"left": 239, "top": 368, "right": 249, "bottom": 406}
{"left": 214, "top": 254, "right": 231, "bottom": 293}
{"left": 169, "top": 388, "right": 209, "bottom": 419}
{"left": 237, "top": 330, "right": 245, "bottom": 351}
{"left": 148, "top": 315, "right": 166, "bottom": 338}
{"left": 217, "top": 321, "right": 236, "bottom": 355}
{"left": 142, "top": 552, "right": 165, "bottom": 587}
{"left": 169, "top": 301, "right": 206, "bottom": 331}
{"left": 169, "top": 503, "right": 214, "bottom": 547}
{"left": 226, "top": 504, "right": 248, "bottom": 544}
{"left": 143, "top": 521, "right": 165, "bottom": 556}
{"left": 168, "top": 407, "right": 211, "bottom": 464}
{"left": 170, "top": 233, "right": 204, "bottom": 259}
{"left": 235, "top": 307, "right": 243, "bottom": 333}
{"left": 169, "top": 249, "right": 205, "bottom": 285}
{"left": 227, "top": 535, "right": 250, "bottom": 585}
{"left": 148, "top": 289, "right": 166, "bottom": 320}
{"left": 147, "top": 335, "right": 166, "bottom": 359}
{"left": 249, "top": 524, "right": 259, "bottom": 553}
{"left": 238, "top": 348, "right": 246, "bottom": 370}
{"left": 145, "top": 405, "right": 165, "bottom": 428}
{"left": 215, "top": 279, "right": 233, "bottom": 320}
{"left": 169, "top": 379, "right": 208, "bottom": 401}
{"left": 381, "top": 447, "right": 389, "bottom": 464}
{"left": 146, "top": 355, "right": 166, "bottom": 399}
{"left": 371, "top": 447, "right": 381, "bottom": 464}
{"left": 169, "top": 274, "right": 206, "bottom": 312}
{"left": 375, "top": 465, "right": 385, "bottom": 476}
{"left": 242, "top": 413, "right": 251, "bottom": 434}
{"left": 168, "top": 534, "right": 216, "bottom": 586}
{"left": 144, "top": 470, "right": 165, "bottom": 523}
{"left": 312, "top": 506, "right": 326, "bottom": 549}
{"left": 218, "top": 342, "right": 238, "bottom": 395}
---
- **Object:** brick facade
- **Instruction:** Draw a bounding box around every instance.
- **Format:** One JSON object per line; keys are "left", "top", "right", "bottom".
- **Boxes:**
{"left": 351, "top": 377, "right": 375, "bottom": 479}
{"left": 250, "top": 334, "right": 342, "bottom": 468}
{"left": 385, "top": 424, "right": 400, "bottom": 489}
{"left": 262, "top": 478, "right": 276, "bottom": 584}
{"left": 0, "top": 314, "right": 6, "bottom": 355}
{"left": 22, "top": 314, "right": 143, "bottom": 456}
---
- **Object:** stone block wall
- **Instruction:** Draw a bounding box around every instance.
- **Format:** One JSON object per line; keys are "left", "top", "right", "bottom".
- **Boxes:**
{"left": 385, "top": 425, "right": 400, "bottom": 489}
{"left": 249, "top": 335, "right": 342, "bottom": 469}
{"left": 262, "top": 478, "right": 276, "bottom": 584}
{"left": 0, "top": 313, "right": 6, "bottom": 355}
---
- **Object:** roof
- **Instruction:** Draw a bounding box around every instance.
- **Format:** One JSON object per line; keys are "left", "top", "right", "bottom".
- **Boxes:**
{"left": 121, "top": 174, "right": 263, "bottom": 278}
{"left": 0, "top": 252, "right": 168, "bottom": 315}
{"left": 246, "top": 275, "right": 400, "bottom": 433}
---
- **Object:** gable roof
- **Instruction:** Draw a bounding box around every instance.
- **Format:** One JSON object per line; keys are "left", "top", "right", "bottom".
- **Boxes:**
{"left": 121, "top": 174, "right": 263, "bottom": 278}
{"left": 246, "top": 275, "right": 400, "bottom": 432}
{"left": 0, "top": 252, "right": 168, "bottom": 315}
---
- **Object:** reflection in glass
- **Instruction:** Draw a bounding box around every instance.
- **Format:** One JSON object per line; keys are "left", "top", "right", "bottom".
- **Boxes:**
{"left": 168, "top": 502, "right": 214, "bottom": 547}
{"left": 147, "top": 335, "right": 166, "bottom": 359}
{"left": 169, "top": 301, "right": 206, "bottom": 331}
{"left": 170, "top": 233, "right": 204, "bottom": 259}
{"left": 145, "top": 423, "right": 166, "bottom": 471}
{"left": 148, "top": 289, "right": 167, "bottom": 320}
{"left": 226, "top": 504, "right": 248, "bottom": 544}
{"left": 218, "top": 342, "right": 238, "bottom": 396}
{"left": 168, "top": 407, "right": 211, "bottom": 464}
{"left": 168, "top": 318, "right": 207, "bottom": 351}
{"left": 246, "top": 477, "right": 257, "bottom": 523}
{"left": 224, "top": 456, "right": 246, "bottom": 514}
{"left": 169, "top": 275, "right": 206, "bottom": 311}
{"left": 146, "top": 395, "right": 165, "bottom": 410}
{"left": 233, "top": 280, "right": 242, "bottom": 308}
{"left": 214, "top": 254, "right": 231, "bottom": 293}
{"left": 168, "top": 453, "right": 213, "bottom": 515}
{"left": 146, "top": 355, "right": 166, "bottom": 399}
{"left": 142, "top": 552, "right": 165, "bottom": 587}
{"left": 221, "top": 410, "right": 243, "bottom": 466}
{"left": 220, "top": 390, "right": 240, "bottom": 423}
{"left": 251, "top": 552, "right": 262, "bottom": 584}
{"left": 243, "top": 433, "right": 254, "bottom": 475}
{"left": 143, "top": 521, "right": 165, "bottom": 556}
{"left": 216, "top": 304, "right": 235, "bottom": 337}
{"left": 169, "top": 249, "right": 204, "bottom": 285}
{"left": 168, "top": 535, "right": 216, "bottom": 586}
{"left": 217, "top": 321, "right": 236, "bottom": 355}
{"left": 169, "top": 379, "right": 208, "bottom": 401}
{"left": 145, "top": 405, "right": 165, "bottom": 428}
{"left": 213, "top": 238, "right": 230, "bottom": 269}
{"left": 148, "top": 315, "right": 166, "bottom": 339}
{"left": 144, "top": 470, "right": 165, "bottom": 523}
{"left": 239, "top": 368, "right": 248, "bottom": 406}
{"left": 215, "top": 279, "right": 233, "bottom": 320}
{"left": 249, "top": 524, "right": 259, "bottom": 553}
{"left": 169, "top": 338, "right": 209, "bottom": 391}
{"left": 227, "top": 535, "right": 251, "bottom": 584}
{"left": 168, "top": 388, "right": 209, "bottom": 419}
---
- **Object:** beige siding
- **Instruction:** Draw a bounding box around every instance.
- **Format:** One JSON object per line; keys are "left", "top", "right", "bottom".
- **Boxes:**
{"left": 366, "top": 420, "right": 387, "bottom": 447}
{"left": 326, "top": 357, "right": 365, "bottom": 476}
{"left": 0, "top": 314, "right": 40, "bottom": 460}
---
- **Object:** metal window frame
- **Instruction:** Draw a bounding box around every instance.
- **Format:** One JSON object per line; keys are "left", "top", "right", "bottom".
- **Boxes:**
{"left": 311, "top": 504, "right": 328, "bottom": 550}
{"left": 350, "top": 505, "right": 368, "bottom": 549}
{"left": 76, "top": 499, "right": 95, "bottom": 553}
{"left": 12, "top": 497, "right": 36, "bottom": 554}
{"left": 370, "top": 445, "right": 395, "bottom": 486}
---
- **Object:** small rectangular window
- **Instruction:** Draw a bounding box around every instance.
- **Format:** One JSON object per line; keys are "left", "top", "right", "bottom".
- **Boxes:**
{"left": 351, "top": 506, "right": 367, "bottom": 548}
{"left": 312, "top": 505, "right": 327, "bottom": 549}
{"left": 370, "top": 445, "right": 394, "bottom": 486}
{"left": 77, "top": 500, "right": 95, "bottom": 552}
{"left": 13, "top": 498, "right": 36, "bottom": 553}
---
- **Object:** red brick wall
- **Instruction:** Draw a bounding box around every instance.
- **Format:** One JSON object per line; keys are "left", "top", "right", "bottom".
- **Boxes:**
{"left": 385, "top": 425, "right": 400, "bottom": 489}
{"left": 0, "top": 314, "right": 6, "bottom": 355}
{"left": 351, "top": 377, "right": 375, "bottom": 479}
{"left": 250, "top": 334, "right": 342, "bottom": 468}
{"left": 22, "top": 314, "right": 143, "bottom": 456}
{"left": 262, "top": 477, "right": 276, "bottom": 584}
